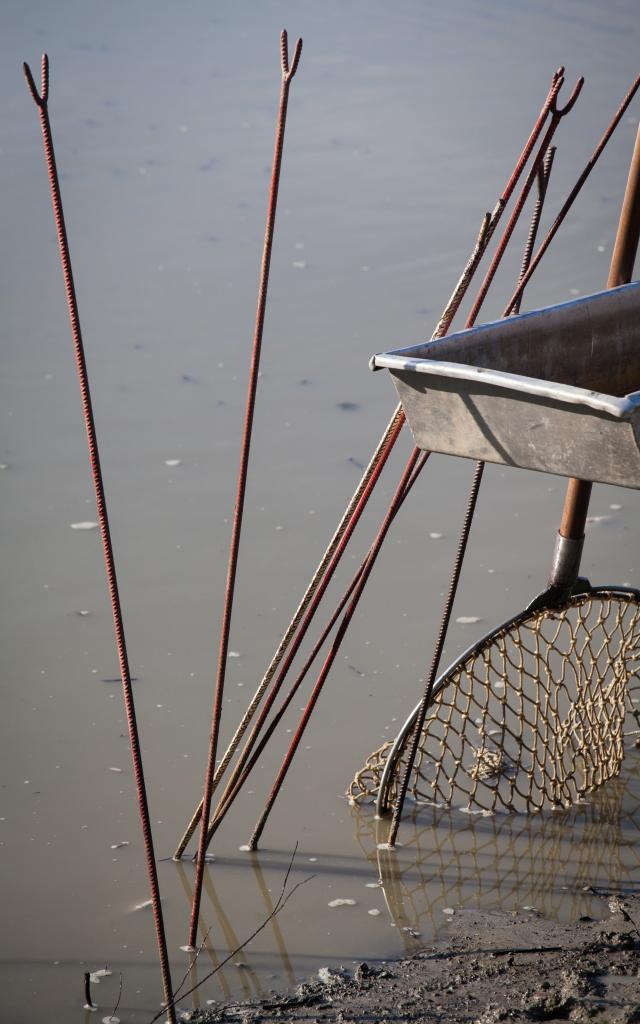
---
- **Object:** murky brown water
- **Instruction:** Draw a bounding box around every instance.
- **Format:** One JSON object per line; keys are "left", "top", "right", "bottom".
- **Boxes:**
{"left": 2, "top": 2, "right": 640, "bottom": 1021}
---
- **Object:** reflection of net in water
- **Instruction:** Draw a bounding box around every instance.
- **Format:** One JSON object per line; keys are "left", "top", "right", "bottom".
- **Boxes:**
{"left": 349, "top": 590, "right": 640, "bottom": 815}
{"left": 351, "top": 764, "right": 640, "bottom": 954}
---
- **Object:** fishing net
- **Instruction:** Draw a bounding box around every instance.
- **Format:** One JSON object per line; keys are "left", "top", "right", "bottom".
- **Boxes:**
{"left": 348, "top": 588, "right": 640, "bottom": 815}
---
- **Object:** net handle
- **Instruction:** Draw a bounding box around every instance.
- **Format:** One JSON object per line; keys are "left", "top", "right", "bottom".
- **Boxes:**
{"left": 551, "top": 122, "right": 640, "bottom": 579}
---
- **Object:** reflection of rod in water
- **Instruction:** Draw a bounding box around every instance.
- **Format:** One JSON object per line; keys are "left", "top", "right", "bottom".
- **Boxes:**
{"left": 250, "top": 853, "right": 296, "bottom": 986}
{"left": 175, "top": 861, "right": 231, "bottom": 1002}
{"left": 375, "top": 831, "right": 423, "bottom": 957}
{"left": 203, "top": 869, "right": 264, "bottom": 999}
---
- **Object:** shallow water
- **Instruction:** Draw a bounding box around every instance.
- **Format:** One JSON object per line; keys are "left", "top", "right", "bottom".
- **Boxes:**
{"left": 2, "top": 1, "right": 640, "bottom": 1021}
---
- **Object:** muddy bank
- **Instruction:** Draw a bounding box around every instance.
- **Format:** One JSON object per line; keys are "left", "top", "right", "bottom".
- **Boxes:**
{"left": 186, "top": 892, "right": 640, "bottom": 1023}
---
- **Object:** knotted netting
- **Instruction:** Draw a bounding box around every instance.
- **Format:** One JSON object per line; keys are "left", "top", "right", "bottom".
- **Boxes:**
{"left": 348, "top": 588, "right": 640, "bottom": 815}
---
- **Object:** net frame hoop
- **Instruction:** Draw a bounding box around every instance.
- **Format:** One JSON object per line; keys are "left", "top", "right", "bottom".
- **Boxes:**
{"left": 375, "top": 583, "right": 640, "bottom": 816}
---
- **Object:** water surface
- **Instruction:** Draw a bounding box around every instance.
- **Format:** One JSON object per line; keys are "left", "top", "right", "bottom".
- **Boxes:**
{"left": 2, "top": 2, "right": 640, "bottom": 1021}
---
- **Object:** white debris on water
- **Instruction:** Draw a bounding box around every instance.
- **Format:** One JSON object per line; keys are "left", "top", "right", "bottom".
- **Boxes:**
{"left": 228, "top": 651, "right": 241, "bottom": 658}
{"left": 368, "top": 908, "right": 382, "bottom": 916}
{"left": 328, "top": 898, "right": 356, "bottom": 908}
{"left": 429, "top": 532, "right": 443, "bottom": 539}
{"left": 102, "top": 1016, "right": 120, "bottom": 1023}
{"left": 164, "top": 459, "right": 182, "bottom": 467}
{"left": 238, "top": 844, "right": 251, "bottom": 852}
{"left": 70, "top": 521, "right": 99, "bottom": 530}
{"left": 365, "top": 882, "right": 381, "bottom": 888}
{"left": 132, "top": 899, "right": 153, "bottom": 911}
{"left": 610, "top": 504, "right": 623, "bottom": 510}
{"left": 456, "top": 616, "right": 482, "bottom": 625}
{"left": 110, "top": 842, "right": 129, "bottom": 850}
{"left": 108, "top": 767, "right": 123, "bottom": 773}
{"left": 442, "top": 907, "right": 455, "bottom": 915}
{"left": 292, "top": 260, "right": 307, "bottom": 269}
{"left": 180, "top": 944, "right": 196, "bottom": 953}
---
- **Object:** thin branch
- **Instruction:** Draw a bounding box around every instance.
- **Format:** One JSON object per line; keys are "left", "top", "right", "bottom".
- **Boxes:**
{"left": 172, "top": 925, "right": 214, "bottom": 1001}
{"left": 149, "top": 846, "right": 313, "bottom": 1023}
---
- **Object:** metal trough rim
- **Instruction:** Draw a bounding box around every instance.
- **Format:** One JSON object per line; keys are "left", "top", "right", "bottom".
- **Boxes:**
{"left": 371, "top": 282, "right": 640, "bottom": 420}
{"left": 371, "top": 355, "right": 640, "bottom": 419}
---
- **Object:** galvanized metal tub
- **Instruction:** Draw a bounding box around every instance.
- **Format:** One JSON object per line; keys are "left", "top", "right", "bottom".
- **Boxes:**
{"left": 371, "top": 282, "right": 640, "bottom": 489}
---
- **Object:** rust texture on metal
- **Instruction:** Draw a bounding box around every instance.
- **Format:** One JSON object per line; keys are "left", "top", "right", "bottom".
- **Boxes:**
{"left": 23, "top": 54, "right": 177, "bottom": 1023}
{"left": 248, "top": 447, "right": 428, "bottom": 851}
{"left": 386, "top": 459, "right": 485, "bottom": 848}
{"left": 188, "top": 28, "right": 303, "bottom": 949}
{"left": 466, "top": 75, "right": 583, "bottom": 327}
{"left": 206, "top": 455, "right": 431, "bottom": 844}
{"left": 512, "top": 144, "right": 556, "bottom": 315}
{"left": 174, "top": 64, "right": 569, "bottom": 862}
{"left": 212, "top": 68, "right": 584, "bottom": 849}
{"left": 505, "top": 73, "right": 640, "bottom": 316}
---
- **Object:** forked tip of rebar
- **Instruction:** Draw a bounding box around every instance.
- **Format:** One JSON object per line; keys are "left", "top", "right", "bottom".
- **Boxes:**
{"left": 280, "top": 28, "right": 302, "bottom": 80}
{"left": 23, "top": 52, "right": 49, "bottom": 106}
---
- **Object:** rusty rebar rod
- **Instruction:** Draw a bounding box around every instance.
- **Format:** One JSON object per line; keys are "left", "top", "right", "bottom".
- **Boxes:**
{"left": 512, "top": 145, "right": 556, "bottom": 314}
{"left": 205, "top": 452, "right": 430, "bottom": 843}
{"left": 188, "top": 68, "right": 574, "bottom": 851}
{"left": 505, "top": 72, "right": 640, "bottom": 316}
{"left": 240, "top": 75, "right": 583, "bottom": 848}
{"left": 23, "top": 55, "right": 176, "bottom": 1023}
{"left": 174, "top": 65, "right": 569, "bottom": 860}
{"left": 465, "top": 77, "right": 582, "bottom": 327}
{"left": 248, "top": 447, "right": 427, "bottom": 850}
{"left": 187, "top": 29, "right": 302, "bottom": 949}
{"left": 387, "top": 459, "right": 485, "bottom": 847}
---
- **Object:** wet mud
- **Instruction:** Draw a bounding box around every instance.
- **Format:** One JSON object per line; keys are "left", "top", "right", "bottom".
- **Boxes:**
{"left": 193, "top": 895, "right": 640, "bottom": 1023}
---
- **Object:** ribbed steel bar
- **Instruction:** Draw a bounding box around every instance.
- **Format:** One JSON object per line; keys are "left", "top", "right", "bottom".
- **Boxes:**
{"left": 387, "top": 460, "right": 485, "bottom": 848}
{"left": 206, "top": 452, "right": 430, "bottom": 842}
{"left": 505, "top": 72, "right": 640, "bottom": 316}
{"left": 240, "top": 74, "right": 581, "bottom": 847}
{"left": 174, "top": 65, "right": 567, "bottom": 860}
{"left": 187, "top": 30, "right": 303, "bottom": 948}
{"left": 189, "top": 68, "right": 571, "bottom": 849}
{"left": 511, "top": 144, "right": 556, "bottom": 315}
{"left": 248, "top": 447, "right": 426, "bottom": 850}
{"left": 23, "top": 55, "right": 176, "bottom": 1023}
{"left": 465, "top": 77, "right": 582, "bottom": 327}
{"left": 174, "top": 406, "right": 404, "bottom": 860}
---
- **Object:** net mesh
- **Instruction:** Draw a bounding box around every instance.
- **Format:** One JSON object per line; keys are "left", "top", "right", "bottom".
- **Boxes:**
{"left": 348, "top": 590, "right": 640, "bottom": 814}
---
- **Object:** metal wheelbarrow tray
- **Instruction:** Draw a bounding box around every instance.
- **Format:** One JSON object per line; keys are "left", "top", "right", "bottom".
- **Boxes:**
{"left": 371, "top": 281, "right": 640, "bottom": 489}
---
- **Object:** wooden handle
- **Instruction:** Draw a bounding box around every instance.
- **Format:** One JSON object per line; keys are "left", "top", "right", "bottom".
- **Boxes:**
{"left": 559, "top": 121, "right": 640, "bottom": 542}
